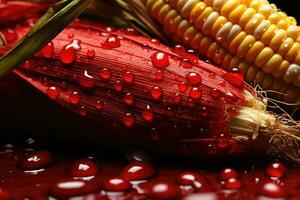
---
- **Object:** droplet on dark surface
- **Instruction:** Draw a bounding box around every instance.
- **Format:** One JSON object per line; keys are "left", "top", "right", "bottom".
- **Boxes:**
{"left": 178, "top": 82, "right": 188, "bottom": 93}
{"left": 189, "top": 87, "right": 202, "bottom": 100}
{"left": 102, "top": 177, "right": 130, "bottom": 191}
{"left": 154, "top": 70, "right": 164, "bottom": 80}
{"left": 20, "top": 151, "right": 52, "bottom": 170}
{"left": 60, "top": 40, "right": 81, "bottom": 64}
{"left": 120, "top": 162, "right": 156, "bottom": 181}
{"left": 47, "top": 86, "right": 61, "bottom": 100}
{"left": 41, "top": 42, "right": 54, "bottom": 59}
{"left": 143, "top": 105, "right": 154, "bottom": 122}
{"left": 149, "top": 181, "right": 178, "bottom": 199}
{"left": 123, "top": 113, "right": 135, "bottom": 127}
{"left": 87, "top": 49, "right": 95, "bottom": 59}
{"left": 77, "top": 70, "right": 97, "bottom": 89}
{"left": 151, "top": 52, "right": 170, "bottom": 69}
{"left": 220, "top": 168, "right": 238, "bottom": 180}
{"left": 70, "top": 159, "right": 98, "bottom": 177}
{"left": 266, "top": 162, "right": 287, "bottom": 179}
{"left": 123, "top": 71, "right": 134, "bottom": 84}
{"left": 186, "top": 72, "right": 202, "bottom": 86}
{"left": 100, "top": 68, "right": 112, "bottom": 80}
{"left": 102, "top": 36, "right": 121, "bottom": 49}
{"left": 176, "top": 172, "right": 204, "bottom": 189}
{"left": 223, "top": 178, "right": 241, "bottom": 190}
{"left": 259, "top": 182, "right": 286, "bottom": 198}
{"left": 69, "top": 91, "right": 81, "bottom": 105}
{"left": 124, "top": 93, "right": 134, "bottom": 105}
{"left": 150, "top": 87, "right": 162, "bottom": 100}
{"left": 114, "top": 81, "right": 123, "bottom": 92}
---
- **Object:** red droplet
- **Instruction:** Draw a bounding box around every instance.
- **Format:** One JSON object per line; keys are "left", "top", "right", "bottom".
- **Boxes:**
{"left": 222, "top": 67, "right": 244, "bottom": 88}
{"left": 41, "top": 42, "right": 54, "bottom": 59}
{"left": 22, "top": 60, "right": 31, "bottom": 69}
{"left": 176, "top": 172, "right": 205, "bottom": 189}
{"left": 178, "top": 82, "right": 188, "bottom": 93}
{"left": 102, "top": 36, "right": 121, "bottom": 49}
{"left": 123, "top": 28, "right": 138, "bottom": 35}
{"left": 187, "top": 98, "right": 195, "bottom": 108}
{"left": 143, "top": 105, "right": 154, "bottom": 122}
{"left": 180, "top": 59, "right": 193, "bottom": 69}
{"left": 95, "top": 100, "right": 104, "bottom": 110}
{"left": 174, "top": 93, "right": 182, "bottom": 104}
{"left": 87, "top": 49, "right": 95, "bottom": 59}
{"left": 123, "top": 71, "right": 134, "bottom": 84}
{"left": 123, "top": 113, "right": 135, "bottom": 127}
{"left": 209, "top": 73, "right": 216, "bottom": 79}
{"left": 124, "top": 93, "right": 134, "bottom": 105}
{"left": 150, "top": 38, "right": 160, "bottom": 45}
{"left": 154, "top": 70, "right": 164, "bottom": 80}
{"left": 79, "top": 106, "right": 87, "bottom": 116}
{"left": 102, "top": 177, "right": 130, "bottom": 191}
{"left": 20, "top": 151, "right": 52, "bottom": 170}
{"left": 220, "top": 168, "right": 238, "bottom": 180}
{"left": 173, "top": 45, "right": 186, "bottom": 55}
{"left": 149, "top": 181, "right": 178, "bottom": 199}
{"left": 78, "top": 70, "right": 97, "bottom": 89}
{"left": 47, "top": 86, "right": 61, "bottom": 100}
{"left": 266, "top": 162, "right": 287, "bottom": 178}
{"left": 70, "top": 159, "right": 98, "bottom": 177}
{"left": 70, "top": 91, "right": 80, "bottom": 105}
{"left": 151, "top": 52, "right": 170, "bottom": 68}
{"left": 210, "top": 88, "right": 221, "bottom": 98}
{"left": 0, "top": 188, "right": 10, "bottom": 200}
{"left": 100, "top": 68, "right": 112, "bottom": 80}
{"left": 114, "top": 81, "right": 123, "bottom": 92}
{"left": 189, "top": 87, "right": 202, "bottom": 100}
{"left": 186, "top": 72, "right": 202, "bottom": 86}
{"left": 68, "top": 33, "right": 74, "bottom": 39}
{"left": 120, "top": 162, "right": 156, "bottom": 181}
{"left": 2, "top": 28, "right": 17, "bottom": 42}
{"left": 259, "top": 182, "right": 286, "bottom": 198}
{"left": 60, "top": 40, "right": 81, "bottom": 64}
{"left": 50, "top": 179, "right": 99, "bottom": 198}
{"left": 150, "top": 86, "right": 162, "bottom": 100}
{"left": 223, "top": 178, "right": 241, "bottom": 190}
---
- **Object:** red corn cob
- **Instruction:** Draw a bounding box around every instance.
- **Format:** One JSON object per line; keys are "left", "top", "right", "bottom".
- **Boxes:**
{"left": 1, "top": 17, "right": 300, "bottom": 161}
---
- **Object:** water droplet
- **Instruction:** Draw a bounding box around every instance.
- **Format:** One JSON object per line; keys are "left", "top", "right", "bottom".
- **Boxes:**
{"left": 266, "top": 162, "right": 286, "bottom": 179}
{"left": 173, "top": 45, "right": 186, "bottom": 55}
{"left": 220, "top": 168, "right": 238, "bottom": 180}
{"left": 69, "top": 91, "right": 80, "bottom": 105}
{"left": 114, "top": 80, "right": 123, "bottom": 92}
{"left": 150, "top": 38, "right": 160, "bottom": 45}
{"left": 124, "top": 93, "right": 134, "bottom": 105}
{"left": 20, "top": 151, "right": 52, "bottom": 170}
{"left": 77, "top": 70, "right": 96, "bottom": 89}
{"left": 123, "top": 113, "right": 135, "bottom": 127}
{"left": 189, "top": 87, "right": 202, "bottom": 100}
{"left": 123, "top": 71, "right": 134, "bottom": 84}
{"left": 186, "top": 72, "right": 202, "bottom": 86}
{"left": 150, "top": 86, "right": 162, "bottom": 100}
{"left": 60, "top": 40, "right": 81, "bottom": 64}
{"left": 79, "top": 106, "right": 87, "bottom": 116}
{"left": 41, "top": 42, "right": 54, "bottom": 59}
{"left": 180, "top": 59, "right": 193, "bottom": 69}
{"left": 143, "top": 105, "right": 154, "bottom": 122}
{"left": 95, "top": 100, "right": 104, "bottom": 110}
{"left": 68, "top": 33, "right": 74, "bottom": 39}
{"left": 222, "top": 67, "right": 244, "bottom": 88}
{"left": 149, "top": 181, "right": 178, "bottom": 199}
{"left": 102, "top": 177, "right": 130, "bottom": 191}
{"left": 174, "top": 93, "right": 182, "bottom": 104}
{"left": 259, "top": 182, "right": 286, "bottom": 198}
{"left": 87, "top": 49, "right": 95, "bottom": 59}
{"left": 210, "top": 88, "right": 221, "bottom": 98}
{"left": 47, "top": 86, "right": 60, "bottom": 100}
{"left": 120, "top": 162, "right": 156, "bottom": 181}
{"left": 176, "top": 172, "right": 204, "bottom": 189}
{"left": 123, "top": 28, "right": 138, "bottom": 35}
{"left": 102, "top": 36, "right": 121, "bottom": 49}
{"left": 178, "top": 82, "right": 188, "bottom": 93}
{"left": 154, "top": 70, "right": 164, "bottom": 80}
{"left": 70, "top": 159, "right": 98, "bottom": 177}
{"left": 100, "top": 68, "right": 111, "bottom": 80}
{"left": 151, "top": 52, "right": 170, "bottom": 68}
{"left": 223, "top": 178, "right": 241, "bottom": 190}
{"left": 22, "top": 60, "right": 31, "bottom": 69}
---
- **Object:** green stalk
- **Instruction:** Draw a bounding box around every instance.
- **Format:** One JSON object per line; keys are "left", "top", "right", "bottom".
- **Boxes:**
{"left": 0, "top": 0, "right": 93, "bottom": 76}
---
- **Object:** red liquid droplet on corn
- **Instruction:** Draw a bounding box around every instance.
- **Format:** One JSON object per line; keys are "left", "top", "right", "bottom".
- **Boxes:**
{"left": 176, "top": 172, "right": 204, "bottom": 189}
{"left": 102, "top": 36, "right": 121, "bottom": 49}
{"left": 100, "top": 68, "right": 112, "bottom": 80}
{"left": 123, "top": 71, "right": 134, "bottom": 84}
{"left": 60, "top": 39, "right": 81, "bottom": 64}
{"left": 41, "top": 42, "right": 54, "bottom": 59}
{"left": 114, "top": 81, "right": 123, "bottom": 92}
{"left": 180, "top": 59, "right": 193, "bottom": 69}
{"left": 222, "top": 67, "right": 244, "bottom": 88}
{"left": 50, "top": 179, "right": 99, "bottom": 198}
{"left": 174, "top": 93, "right": 182, "bottom": 104}
{"left": 151, "top": 52, "right": 170, "bottom": 68}
{"left": 78, "top": 70, "right": 96, "bottom": 89}
{"left": 87, "top": 49, "right": 95, "bottom": 59}
{"left": 123, "top": 113, "right": 135, "bottom": 127}
{"left": 47, "top": 86, "right": 60, "bottom": 100}
{"left": 120, "top": 162, "right": 156, "bottom": 181}
{"left": 223, "top": 178, "right": 241, "bottom": 190}
{"left": 220, "top": 168, "right": 238, "bottom": 180}
{"left": 149, "top": 181, "right": 178, "bottom": 199}
{"left": 124, "top": 93, "right": 134, "bottom": 105}
{"left": 154, "top": 70, "right": 164, "bottom": 80}
{"left": 102, "top": 177, "right": 130, "bottom": 191}
{"left": 79, "top": 106, "right": 87, "bottom": 116}
{"left": 189, "top": 87, "right": 202, "bottom": 100}
{"left": 259, "top": 182, "right": 286, "bottom": 198}
{"left": 69, "top": 91, "right": 80, "bottom": 105}
{"left": 22, "top": 60, "right": 31, "bottom": 69}
{"left": 178, "top": 82, "right": 188, "bottom": 93}
{"left": 266, "top": 162, "right": 286, "bottom": 179}
{"left": 210, "top": 88, "right": 221, "bottom": 98}
{"left": 143, "top": 105, "right": 154, "bottom": 122}
{"left": 150, "top": 87, "right": 162, "bottom": 100}
{"left": 70, "top": 159, "right": 98, "bottom": 177}
{"left": 95, "top": 100, "right": 104, "bottom": 110}
{"left": 20, "top": 151, "right": 52, "bottom": 170}
{"left": 186, "top": 72, "right": 202, "bottom": 86}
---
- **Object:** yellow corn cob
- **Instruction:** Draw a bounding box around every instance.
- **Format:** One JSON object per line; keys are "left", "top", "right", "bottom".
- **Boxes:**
{"left": 144, "top": 0, "right": 300, "bottom": 104}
